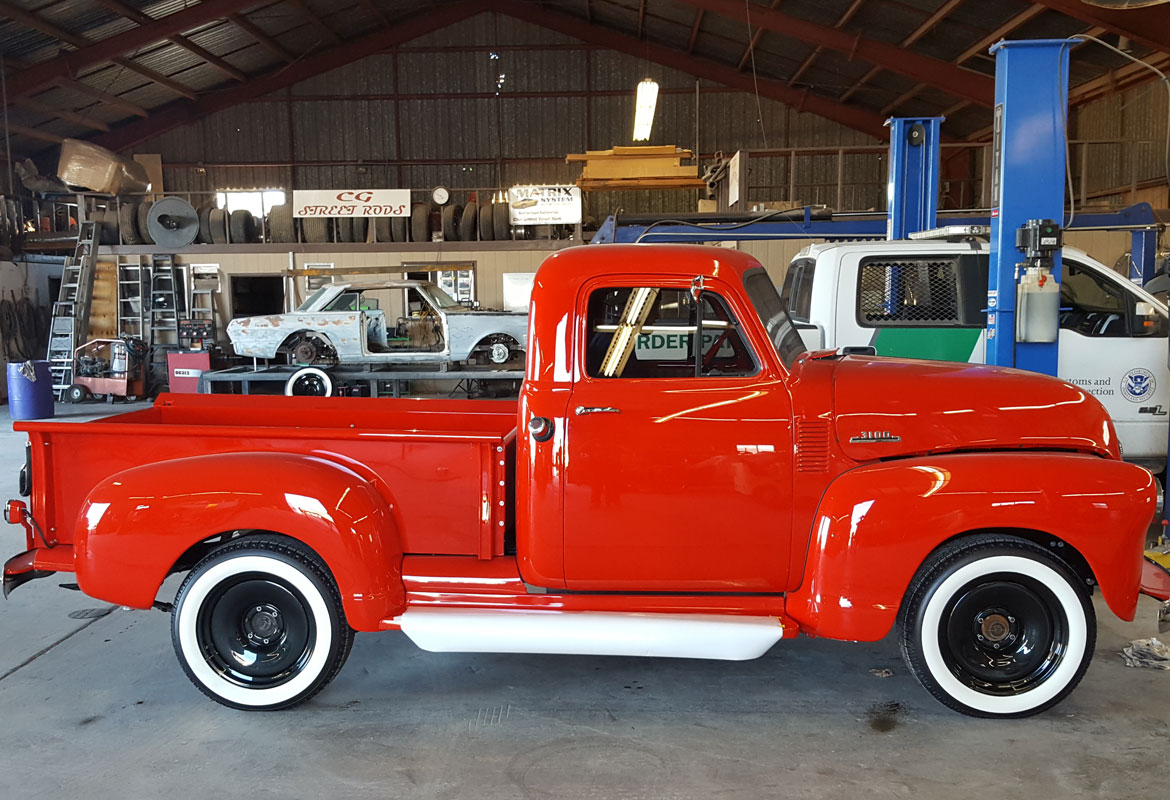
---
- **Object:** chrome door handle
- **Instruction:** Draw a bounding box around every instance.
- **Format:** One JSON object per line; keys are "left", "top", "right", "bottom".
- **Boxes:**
{"left": 575, "top": 406, "right": 621, "bottom": 415}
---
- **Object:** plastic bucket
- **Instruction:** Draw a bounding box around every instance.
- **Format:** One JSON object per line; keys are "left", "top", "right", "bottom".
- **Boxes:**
{"left": 7, "top": 361, "right": 55, "bottom": 421}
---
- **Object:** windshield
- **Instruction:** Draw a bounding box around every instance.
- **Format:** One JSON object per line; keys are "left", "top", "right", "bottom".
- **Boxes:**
{"left": 424, "top": 284, "right": 463, "bottom": 309}
{"left": 296, "top": 287, "right": 331, "bottom": 311}
{"left": 743, "top": 268, "right": 807, "bottom": 368}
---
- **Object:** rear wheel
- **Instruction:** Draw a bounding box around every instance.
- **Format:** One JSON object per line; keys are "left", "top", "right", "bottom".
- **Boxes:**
{"left": 899, "top": 535, "right": 1094, "bottom": 718}
{"left": 171, "top": 535, "right": 354, "bottom": 710}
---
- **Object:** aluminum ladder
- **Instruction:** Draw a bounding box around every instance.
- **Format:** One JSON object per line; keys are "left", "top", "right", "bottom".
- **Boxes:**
{"left": 46, "top": 219, "right": 99, "bottom": 399}
{"left": 116, "top": 259, "right": 147, "bottom": 339}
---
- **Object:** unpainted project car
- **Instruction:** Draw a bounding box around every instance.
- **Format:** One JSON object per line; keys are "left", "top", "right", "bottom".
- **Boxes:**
{"left": 226, "top": 280, "right": 528, "bottom": 366}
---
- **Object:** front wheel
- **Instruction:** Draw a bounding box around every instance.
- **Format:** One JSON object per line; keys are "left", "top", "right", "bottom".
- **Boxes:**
{"left": 171, "top": 535, "right": 355, "bottom": 710}
{"left": 899, "top": 535, "right": 1094, "bottom": 718}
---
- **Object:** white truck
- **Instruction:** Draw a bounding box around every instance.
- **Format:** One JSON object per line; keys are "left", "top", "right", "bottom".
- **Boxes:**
{"left": 781, "top": 238, "right": 1169, "bottom": 471}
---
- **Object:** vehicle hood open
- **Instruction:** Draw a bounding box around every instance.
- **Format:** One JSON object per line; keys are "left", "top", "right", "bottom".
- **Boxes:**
{"left": 828, "top": 355, "right": 1119, "bottom": 462}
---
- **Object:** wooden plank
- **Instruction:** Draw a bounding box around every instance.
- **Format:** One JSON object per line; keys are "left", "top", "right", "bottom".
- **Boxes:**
{"left": 581, "top": 162, "right": 698, "bottom": 179}
{"left": 578, "top": 176, "right": 708, "bottom": 190}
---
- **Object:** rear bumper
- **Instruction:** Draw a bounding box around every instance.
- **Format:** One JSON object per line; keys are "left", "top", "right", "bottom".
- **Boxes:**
{"left": 3, "top": 546, "right": 74, "bottom": 597}
{"left": 2, "top": 550, "right": 53, "bottom": 597}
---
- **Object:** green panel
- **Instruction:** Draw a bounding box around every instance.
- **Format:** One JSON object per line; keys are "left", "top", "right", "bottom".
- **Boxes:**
{"left": 872, "top": 328, "right": 982, "bottom": 363}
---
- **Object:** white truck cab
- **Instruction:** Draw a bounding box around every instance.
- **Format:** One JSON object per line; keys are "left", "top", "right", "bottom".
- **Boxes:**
{"left": 782, "top": 239, "right": 1170, "bottom": 471}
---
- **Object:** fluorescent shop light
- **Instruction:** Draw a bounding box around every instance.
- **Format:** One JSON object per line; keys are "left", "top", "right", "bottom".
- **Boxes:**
{"left": 632, "top": 78, "right": 659, "bottom": 141}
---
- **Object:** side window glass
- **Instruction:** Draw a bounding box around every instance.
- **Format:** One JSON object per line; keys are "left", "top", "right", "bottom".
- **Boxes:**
{"left": 1060, "top": 263, "right": 1130, "bottom": 337}
{"left": 585, "top": 287, "right": 759, "bottom": 379}
{"left": 780, "top": 258, "right": 815, "bottom": 322}
{"left": 857, "top": 258, "right": 965, "bottom": 327}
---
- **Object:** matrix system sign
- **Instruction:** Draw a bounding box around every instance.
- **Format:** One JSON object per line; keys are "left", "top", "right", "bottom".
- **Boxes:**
{"left": 507, "top": 185, "right": 582, "bottom": 225}
{"left": 293, "top": 189, "right": 410, "bottom": 218}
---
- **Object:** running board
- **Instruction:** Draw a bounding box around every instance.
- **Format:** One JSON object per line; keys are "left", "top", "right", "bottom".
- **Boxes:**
{"left": 396, "top": 607, "right": 787, "bottom": 661}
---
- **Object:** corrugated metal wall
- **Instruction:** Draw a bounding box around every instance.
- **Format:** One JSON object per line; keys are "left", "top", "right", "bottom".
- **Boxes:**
{"left": 132, "top": 12, "right": 889, "bottom": 216}
{"left": 1072, "top": 83, "right": 1170, "bottom": 206}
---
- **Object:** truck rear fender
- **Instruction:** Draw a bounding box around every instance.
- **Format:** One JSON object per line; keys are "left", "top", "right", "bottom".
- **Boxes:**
{"left": 74, "top": 452, "right": 405, "bottom": 631}
{"left": 787, "top": 453, "right": 1157, "bottom": 641}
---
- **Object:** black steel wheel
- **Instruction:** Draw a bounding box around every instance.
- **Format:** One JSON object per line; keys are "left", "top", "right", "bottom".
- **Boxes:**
{"left": 899, "top": 534, "right": 1094, "bottom": 718}
{"left": 284, "top": 366, "right": 333, "bottom": 397}
{"left": 171, "top": 535, "right": 354, "bottom": 710}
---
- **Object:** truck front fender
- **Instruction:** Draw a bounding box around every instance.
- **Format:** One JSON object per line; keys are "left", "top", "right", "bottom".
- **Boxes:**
{"left": 75, "top": 452, "right": 405, "bottom": 631}
{"left": 787, "top": 453, "right": 1156, "bottom": 641}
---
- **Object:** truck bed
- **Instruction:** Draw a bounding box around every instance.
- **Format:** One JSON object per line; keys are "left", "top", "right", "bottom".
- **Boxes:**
{"left": 18, "top": 394, "right": 518, "bottom": 559}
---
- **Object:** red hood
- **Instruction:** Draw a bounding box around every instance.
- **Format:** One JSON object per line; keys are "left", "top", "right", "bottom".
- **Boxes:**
{"left": 823, "top": 355, "right": 1119, "bottom": 462}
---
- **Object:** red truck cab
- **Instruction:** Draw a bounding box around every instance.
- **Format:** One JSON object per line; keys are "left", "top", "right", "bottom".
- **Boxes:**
{"left": 3, "top": 244, "right": 1159, "bottom": 718}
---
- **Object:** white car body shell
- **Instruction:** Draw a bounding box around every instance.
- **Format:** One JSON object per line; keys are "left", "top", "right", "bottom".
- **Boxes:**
{"left": 226, "top": 280, "right": 528, "bottom": 364}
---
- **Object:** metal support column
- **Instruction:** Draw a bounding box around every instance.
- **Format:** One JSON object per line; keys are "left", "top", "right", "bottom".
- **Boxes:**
{"left": 987, "top": 39, "right": 1072, "bottom": 375}
{"left": 886, "top": 117, "right": 942, "bottom": 240}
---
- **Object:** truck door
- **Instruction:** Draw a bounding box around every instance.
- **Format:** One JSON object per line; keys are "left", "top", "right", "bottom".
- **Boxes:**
{"left": 563, "top": 281, "right": 794, "bottom": 592}
{"left": 1056, "top": 258, "right": 1169, "bottom": 469}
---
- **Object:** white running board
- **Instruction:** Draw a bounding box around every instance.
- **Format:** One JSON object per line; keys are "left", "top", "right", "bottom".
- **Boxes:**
{"left": 396, "top": 608, "right": 785, "bottom": 661}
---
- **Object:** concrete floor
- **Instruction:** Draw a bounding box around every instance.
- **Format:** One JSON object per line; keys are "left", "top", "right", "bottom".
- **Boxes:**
{"left": 1, "top": 401, "right": 1169, "bottom": 799}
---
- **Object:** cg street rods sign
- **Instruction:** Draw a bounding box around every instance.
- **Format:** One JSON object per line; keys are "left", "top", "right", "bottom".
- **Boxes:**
{"left": 293, "top": 189, "right": 410, "bottom": 217}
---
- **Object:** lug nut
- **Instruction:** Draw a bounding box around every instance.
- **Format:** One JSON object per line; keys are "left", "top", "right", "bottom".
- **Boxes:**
{"left": 1008, "top": 616, "right": 1015, "bottom": 623}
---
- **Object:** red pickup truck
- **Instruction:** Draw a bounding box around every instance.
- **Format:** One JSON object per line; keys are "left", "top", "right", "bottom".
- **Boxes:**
{"left": 3, "top": 244, "right": 1161, "bottom": 718}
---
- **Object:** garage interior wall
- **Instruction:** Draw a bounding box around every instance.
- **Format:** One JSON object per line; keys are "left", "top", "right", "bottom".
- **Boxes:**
{"left": 126, "top": 13, "right": 886, "bottom": 218}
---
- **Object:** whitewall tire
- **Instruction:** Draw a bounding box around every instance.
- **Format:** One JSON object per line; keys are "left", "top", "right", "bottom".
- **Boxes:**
{"left": 171, "top": 536, "right": 355, "bottom": 710}
{"left": 284, "top": 366, "right": 333, "bottom": 397}
{"left": 899, "top": 535, "right": 1095, "bottom": 718}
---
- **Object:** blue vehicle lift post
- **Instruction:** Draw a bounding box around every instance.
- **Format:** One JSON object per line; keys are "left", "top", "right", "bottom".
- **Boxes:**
{"left": 885, "top": 117, "right": 943, "bottom": 240}
{"left": 985, "top": 39, "right": 1072, "bottom": 375}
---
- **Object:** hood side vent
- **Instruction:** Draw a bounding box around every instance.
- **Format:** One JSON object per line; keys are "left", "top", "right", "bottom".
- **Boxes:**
{"left": 796, "top": 418, "right": 831, "bottom": 473}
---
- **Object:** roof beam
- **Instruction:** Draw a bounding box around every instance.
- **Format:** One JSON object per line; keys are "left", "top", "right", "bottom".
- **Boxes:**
{"left": 229, "top": 13, "right": 296, "bottom": 62}
{"left": 1033, "top": 0, "right": 1170, "bottom": 56}
{"left": 89, "top": 0, "right": 245, "bottom": 81}
{"left": 737, "top": 0, "right": 783, "bottom": 71}
{"left": 954, "top": 5, "right": 1045, "bottom": 64}
{"left": 12, "top": 97, "right": 110, "bottom": 132}
{"left": 3, "top": 123, "right": 64, "bottom": 144}
{"left": 787, "top": 0, "right": 865, "bottom": 87}
{"left": 838, "top": 0, "right": 964, "bottom": 106}
{"left": 0, "top": 0, "right": 202, "bottom": 98}
{"left": 492, "top": 0, "right": 890, "bottom": 140}
{"left": 674, "top": 0, "right": 993, "bottom": 106}
{"left": 637, "top": 0, "right": 646, "bottom": 37}
{"left": 1, "top": 0, "right": 256, "bottom": 101}
{"left": 359, "top": 0, "right": 390, "bottom": 27}
{"left": 286, "top": 0, "right": 343, "bottom": 46}
{"left": 687, "top": 9, "right": 703, "bottom": 52}
{"left": 53, "top": 77, "right": 149, "bottom": 117}
{"left": 1070, "top": 50, "right": 1170, "bottom": 104}
{"left": 91, "top": 0, "right": 492, "bottom": 152}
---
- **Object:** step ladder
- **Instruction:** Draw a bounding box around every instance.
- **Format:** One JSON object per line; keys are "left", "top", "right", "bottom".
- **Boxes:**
{"left": 116, "top": 259, "right": 147, "bottom": 339}
{"left": 147, "top": 255, "right": 180, "bottom": 390}
{"left": 46, "top": 219, "right": 99, "bottom": 399}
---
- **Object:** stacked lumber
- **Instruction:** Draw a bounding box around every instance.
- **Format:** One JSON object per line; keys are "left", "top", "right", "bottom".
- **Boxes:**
{"left": 566, "top": 146, "right": 707, "bottom": 190}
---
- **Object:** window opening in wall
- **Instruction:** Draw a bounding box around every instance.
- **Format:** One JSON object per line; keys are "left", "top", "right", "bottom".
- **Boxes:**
{"left": 216, "top": 189, "right": 287, "bottom": 218}
{"left": 231, "top": 275, "right": 284, "bottom": 318}
{"left": 402, "top": 261, "right": 477, "bottom": 306}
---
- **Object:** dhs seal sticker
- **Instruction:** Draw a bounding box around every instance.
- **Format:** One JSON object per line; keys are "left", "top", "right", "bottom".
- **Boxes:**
{"left": 1122, "top": 368, "right": 1156, "bottom": 403}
